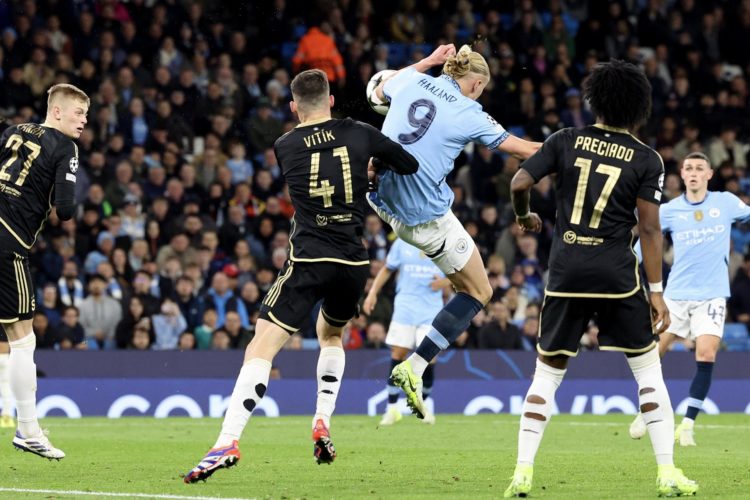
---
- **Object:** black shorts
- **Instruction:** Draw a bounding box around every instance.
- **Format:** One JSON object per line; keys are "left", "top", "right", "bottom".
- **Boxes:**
{"left": 538, "top": 289, "right": 657, "bottom": 356}
{"left": 0, "top": 230, "right": 35, "bottom": 324}
{"left": 259, "top": 260, "right": 370, "bottom": 333}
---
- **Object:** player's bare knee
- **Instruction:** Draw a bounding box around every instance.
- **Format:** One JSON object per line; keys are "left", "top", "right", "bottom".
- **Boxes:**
{"left": 477, "top": 282, "right": 493, "bottom": 305}
{"left": 695, "top": 349, "right": 716, "bottom": 363}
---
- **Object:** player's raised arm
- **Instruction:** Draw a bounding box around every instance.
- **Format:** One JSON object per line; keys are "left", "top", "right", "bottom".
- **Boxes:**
{"left": 497, "top": 134, "right": 542, "bottom": 160}
{"left": 374, "top": 44, "right": 457, "bottom": 102}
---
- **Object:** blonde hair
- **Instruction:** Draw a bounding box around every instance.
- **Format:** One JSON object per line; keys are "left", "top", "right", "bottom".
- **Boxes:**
{"left": 443, "top": 45, "right": 489, "bottom": 80}
{"left": 47, "top": 83, "right": 90, "bottom": 110}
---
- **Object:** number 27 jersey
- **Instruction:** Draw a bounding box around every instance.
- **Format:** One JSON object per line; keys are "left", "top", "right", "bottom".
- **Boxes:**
{"left": 0, "top": 124, "right": 78, "bottom": 249}
{"left": 522, "top": 125, "right": 664, "bottom": 297}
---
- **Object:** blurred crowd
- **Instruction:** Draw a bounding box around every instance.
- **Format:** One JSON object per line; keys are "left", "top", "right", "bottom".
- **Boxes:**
{"left": 2, "top": 0, "right": 750, "bottom": 352}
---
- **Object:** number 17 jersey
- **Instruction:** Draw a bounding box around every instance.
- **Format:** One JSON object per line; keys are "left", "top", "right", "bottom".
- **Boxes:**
{"left": 522, "top": 125, "right": 664, "bottom": 298}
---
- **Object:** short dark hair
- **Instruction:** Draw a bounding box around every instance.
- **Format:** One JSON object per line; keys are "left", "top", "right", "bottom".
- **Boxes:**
{"left": 684, "top": 151, "right": 711, "bottom": 167}
{"left": 290, "top": 69, "right": 329, "bottom": 109}
{"left": 583, "top": 59, "right": 652, "bottom": 130}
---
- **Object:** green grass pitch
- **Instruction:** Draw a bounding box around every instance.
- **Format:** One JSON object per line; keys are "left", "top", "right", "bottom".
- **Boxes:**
{"left": 0, "top": 414, "right": 748, "bottom": 499}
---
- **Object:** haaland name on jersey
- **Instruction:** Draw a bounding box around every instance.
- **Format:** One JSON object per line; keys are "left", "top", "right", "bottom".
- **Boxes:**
{"left": 416, "top": 77, "right": 458, "bottom": 103}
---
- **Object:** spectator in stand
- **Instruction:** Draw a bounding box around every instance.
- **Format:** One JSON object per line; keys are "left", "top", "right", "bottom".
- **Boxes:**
{"left": 199, "top": 271, "right": 249, "bottom": 329}
{"left": 173, "top": 276, "right": 202, "bottom": 331}
{"left": 38, "top": 283, "right": 63, "bottom": 328}
{"left": 115, "top": 296, "right": 151, "bottom": 349}
{"left": 152, "top": 298, "right": 188, "bottom": 350}
{"left": 130, "top": 324, "right": 153, "bottom": 350}
{"left": 476, "top": 299, "right": 523, "bottom": 349}
{"left": 223, "top": 310, "right": 254, "bottom": 349}
{"left": 79, "top": 274, "right": 122, "bottom": 349}
{"left": 292, "top": 22, "right": 346, "bottom": 86}
{"left": 246, "top": 98, "right": 283, "bottom": 156}
{"left": 54, "top": 306, "right": 87, "bottom": 350}
{"left": 178, "top": 331, "right": 197, "bottom": 351}
{"left": 32, "top": 311, "right": 56, "bottom": 350}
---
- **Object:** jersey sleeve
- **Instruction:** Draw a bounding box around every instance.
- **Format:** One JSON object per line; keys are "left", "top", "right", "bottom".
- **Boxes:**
{"left": 659, "top": 203, "right": 671, "bottom": 233}
{"left": 521, "top": 129, "right": 565, "bottom": 181}
{"left": 465, "top": 110, "right": 509, "bottom": 150}
{"left": 385, "top": 240, "right": 402, "bottom": 270}
{"left": 361, "top": 121, "right": 419, "bottom": 175}
{"left": 637, "top": 151, "right": 664, "bottom": 205}
{"left": 54, "top": 139, "right": 78, "bottom": 220}
{"left": 382, "top": 67, "right": 419, "bottom": 102}
{"left": 724, "top": 192, "right": 750, "bottom": 222}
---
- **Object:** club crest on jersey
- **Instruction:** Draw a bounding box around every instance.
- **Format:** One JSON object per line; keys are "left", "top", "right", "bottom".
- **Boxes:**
{"left": 69, "top": 157, "right": 79, "bottom": 173}
{"left": 694, "top": 210, "right": 703, "bottom": 221}
{"left": 315, "top": 214, "right": 328, "bottom": 226}
{"left": 709, "top": 208, "right": 721, "bottom": 218}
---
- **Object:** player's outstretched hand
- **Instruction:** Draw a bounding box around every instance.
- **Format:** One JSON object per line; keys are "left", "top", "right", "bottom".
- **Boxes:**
{"left": 517, "top": 213, "right": 542, "bottom": 233}
{"left": 649, "top": 292, "right": 671, "bottom": 335}
{"left": 363, "top": 293, "right": 377, "bottom": 316}
{"left": 426, "top": 44, "right": 456, "bottom": 66}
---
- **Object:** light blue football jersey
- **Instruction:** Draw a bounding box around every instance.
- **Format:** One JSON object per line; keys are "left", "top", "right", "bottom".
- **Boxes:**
{"left": 386, "top": 239, "right": 445, "bottom": 326}
{"left": 662, "top": 192, "right": 750, "bottom": 300}
{"left": 369, "top": 67, "right": 509, "bottom": 225}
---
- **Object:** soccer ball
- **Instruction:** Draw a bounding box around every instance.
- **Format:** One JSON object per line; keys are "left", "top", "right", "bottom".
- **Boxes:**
{"left": 366, "top": 69, "right": 396, "bottom": 116}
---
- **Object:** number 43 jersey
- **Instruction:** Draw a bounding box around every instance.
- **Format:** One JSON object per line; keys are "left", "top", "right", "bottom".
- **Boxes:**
{"left": 522, "top": 125, "right": 664, "bottom": 298}
{"left": 375, "top": 67, "right": 509, "bottom": 226}
{"left": 0, "top": 124, "right": 78, "bottom": 250}
{"left": 274, "top": 117, "right": 417, "bottom": 265}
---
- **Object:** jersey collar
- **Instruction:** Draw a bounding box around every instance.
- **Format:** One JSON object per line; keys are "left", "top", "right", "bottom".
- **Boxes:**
{"left": 592, "top": 123, "right": 630, "bottom": 134}
{"left": 683, "top": 191, "right": 710, "bottom": 206}
{"left": 440, "top": 74, "right": 462, "bottom": 92}
{"left": 295, "top": 117, "right": 332, "bottom": 128}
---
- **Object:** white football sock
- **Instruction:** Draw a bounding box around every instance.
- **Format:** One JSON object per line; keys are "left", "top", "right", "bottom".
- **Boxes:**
{"left": 9, "top": 333, "right": 40, "bottom": 437}
{"left": 627, "top": 348, "right": 674, "bottom": 466}
{"left": 313, "top": 346, "right": 345, "bottom": 429}
{"left": 0, "top": 353, "right": 12, "bottom": 417}
{"left": 517, "top": 359, "right": 566, "bottom": 465}
{"left": 215, "top": 358, "right": 272, "bottom": 448}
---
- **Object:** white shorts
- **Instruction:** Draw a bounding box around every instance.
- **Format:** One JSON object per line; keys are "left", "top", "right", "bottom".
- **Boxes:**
{"left": 367, "top": 198, "right": 474, "bottom": 275}
{"left": 386, "top": 322, "right": 432, "bottom": 350}
{"left": 665, "top": 297, "right": 726, "bottom": 340}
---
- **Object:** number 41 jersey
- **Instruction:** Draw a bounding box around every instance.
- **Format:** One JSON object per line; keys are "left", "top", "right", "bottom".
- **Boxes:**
{"left": 275, "top": 117, "right": 417, "bottom": 265}
{"left": 522, "top": 125, "right": 664, "bottom": 298}
{"left": 0, "top": 123, "right": 78, "bottom": 250}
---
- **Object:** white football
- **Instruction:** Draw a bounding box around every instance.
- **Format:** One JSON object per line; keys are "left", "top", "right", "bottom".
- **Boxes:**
{"left": 366, "top": 69, "right": 396, "bottom": 115}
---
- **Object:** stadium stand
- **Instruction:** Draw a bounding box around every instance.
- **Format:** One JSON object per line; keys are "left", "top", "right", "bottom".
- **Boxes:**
{"left": 0, "top": 0, "right": 747, "bottom": 351}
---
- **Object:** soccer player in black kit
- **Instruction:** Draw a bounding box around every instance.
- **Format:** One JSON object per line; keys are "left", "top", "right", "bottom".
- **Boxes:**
{"left": 0, "top": 84, "right": 88, "bottom": 460}
{"left": 504, "top": 60, "right": 697, "bottom": 497}
{"left": 184, "top": 69, "right": 418, "bottom": 483}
